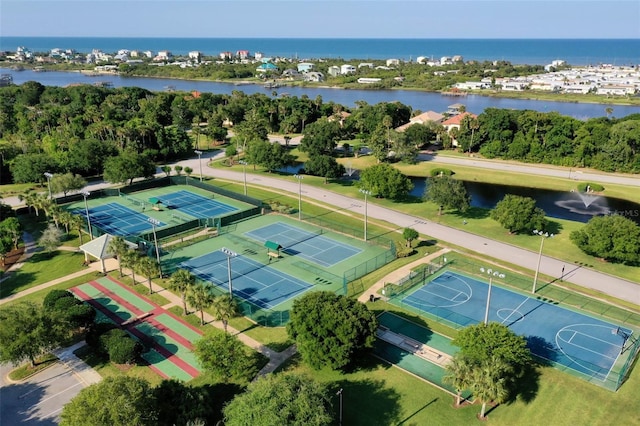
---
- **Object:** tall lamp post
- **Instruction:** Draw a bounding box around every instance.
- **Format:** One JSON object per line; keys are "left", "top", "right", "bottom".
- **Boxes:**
{"left": 44, "top": 172, "right": 53, "bottom": 199}
{"left": 480, "top": 267, "right": 505, "bottom": 325}
{"left": 238, "top": 160, "right": 248, "bottom": 195}
{"left": 336, "top": 388, "right": 343, "bottom": 426}
{"left": 148, "top": 218, "right": 162, "bottom": 278}
{"left": 221, "top": 247, "right": 237, "bottom": 296}
{"left": 82, "top": 191, "right": 93, "bottom": 240}
{"left": 359, "top": 188, "right": 371, "bottom": 241}
{"left": 532, "top": 230, "right": 554, "bottom": 294}
{"left": 294, "top": 174, "right": 303, "bottom": 220}
{"left": 194, "top": 150, "right": 203, "bottom": 182}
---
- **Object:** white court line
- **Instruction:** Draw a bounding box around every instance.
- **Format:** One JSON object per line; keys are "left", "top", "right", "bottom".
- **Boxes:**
{"left": 561, "top": 331, "right": 619, "bottom": 361}
{"left": 500, "top": 297, "right": 530, "bottom": 325}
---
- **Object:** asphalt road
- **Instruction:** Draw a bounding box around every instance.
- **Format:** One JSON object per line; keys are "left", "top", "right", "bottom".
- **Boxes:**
{"left": 0, "top": 362, "right": 85, "bottom": 425}
{"left": 3, "top": 150, "right": 638, "bottom": 304}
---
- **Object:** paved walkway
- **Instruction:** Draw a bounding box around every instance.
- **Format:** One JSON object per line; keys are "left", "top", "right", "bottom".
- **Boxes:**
{"left": 357, "top": 248, "right": 450, "bottom": 303}
{"left": 53, "top": 342, "right": 102, "bottom": 386}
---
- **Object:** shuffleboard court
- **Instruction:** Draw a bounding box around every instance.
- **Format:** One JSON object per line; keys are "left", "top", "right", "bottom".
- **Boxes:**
{"left": 74, "top": 203, "right": 165, "bottom": 236}
{"left": 180, "top": 250, "right": 312, "bottom": 309}
{"left": 402, "top": 271, "right": 633, "bottom": 382}
{"left": 159, "top": 190, "right": 238, "bottom": 219}
{"left": 244, "top": 222, "right": 362, "bottom": 267}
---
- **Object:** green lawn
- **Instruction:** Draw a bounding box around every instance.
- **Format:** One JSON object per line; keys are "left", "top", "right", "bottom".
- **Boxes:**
{"left": 0, "top": 251, "right": 87, "bottom": 299}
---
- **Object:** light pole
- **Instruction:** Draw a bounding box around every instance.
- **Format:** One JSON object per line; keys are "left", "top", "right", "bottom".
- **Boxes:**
{"left": 44, "top": 172, "right": 53, "bottom": 199}
{"left": 480, "top": 267, "right": 505, "bottom": 325}
{"left": 239, "top": 160, "right": 248, "bottom": 195}
{"left": 194, "top": 150, "right": 203, "bottom": 182}
{"left": 532, "top": 230, "right": 554, "bottom": 294}
{"left": 82, "top": 191, "right": 93, "bottom": 240}
{"left": 336, "top": 388, "right": 343, "bottom": 426}
{"left": 221, "top": 247, "right": 237, "bottom": 296}
{"left": 294, "top": 174, "right": 303, "bottom": 220}
{"left": 148, "top": 218, "right": 162, "bottom": 278}
{"left": 359, "top": 188, "right": 371, "bottom": 241}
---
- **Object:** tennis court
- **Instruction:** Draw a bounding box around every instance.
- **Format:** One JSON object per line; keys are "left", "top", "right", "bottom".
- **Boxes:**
{"left": 180, "top": 250, "right": 312, "bottom": 309}
{"left": 70, "top": 276, "right": 202, "bottom": 381}
{"left": 158, "top": 190, "right": 238, "bottom": 219}
{"left": 74, "top": 203, "right": 165, "bottom": 237}
{"left": 401, "top": 270, "right": 633, "bottom": 382}
{"left": 244, "top": 222, "right": 362, "bottom": 267}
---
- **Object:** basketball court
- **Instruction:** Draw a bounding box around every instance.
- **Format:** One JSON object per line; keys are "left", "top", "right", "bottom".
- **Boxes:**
{"left": 400, "top": 270, "right": 634, "bottom": 383}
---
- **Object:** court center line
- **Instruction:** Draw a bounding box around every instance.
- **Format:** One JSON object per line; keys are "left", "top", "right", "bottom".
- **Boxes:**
{"left": 500, "top": 297, "right": 530, "bottom": 325}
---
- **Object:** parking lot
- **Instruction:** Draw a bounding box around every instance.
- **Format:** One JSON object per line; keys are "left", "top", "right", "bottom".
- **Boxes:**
{"left": 0, "top": 361, "right": 87, "bottom": 425}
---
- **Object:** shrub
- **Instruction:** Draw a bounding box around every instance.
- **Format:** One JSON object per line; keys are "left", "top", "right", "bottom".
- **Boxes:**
{"left": 86, "top": 322, "right": 117, "bottom": 353}
{"left": 429, "top": 168, "right": 454, "bottom": 177}
{"left": 43, "top": 289, "right": 74, "bottom": 310}
{"left": 577, "top": 182, "right": 605, "bottom": 192}
{"left": 100, "top": 329, "right": 142, "bottom": 365}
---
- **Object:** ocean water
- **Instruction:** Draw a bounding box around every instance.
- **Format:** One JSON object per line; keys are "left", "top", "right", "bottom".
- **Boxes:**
{"left": 2, "top": 37, "right": 639, "bottom": 66}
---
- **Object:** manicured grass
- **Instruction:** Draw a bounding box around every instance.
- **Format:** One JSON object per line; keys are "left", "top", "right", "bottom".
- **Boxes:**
{"left": 0, "top": 251, "right": 87, "bottom": 298}
{"left": 0, "top": 273, "right": 99, "bottom": 307}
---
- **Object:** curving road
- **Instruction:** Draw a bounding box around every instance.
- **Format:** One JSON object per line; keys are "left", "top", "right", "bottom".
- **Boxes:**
{"left": 173, "top": 150, "right": 640, "bottom": 305}
{"left": 4, "top": 150, "right": 638, "bottom": 304}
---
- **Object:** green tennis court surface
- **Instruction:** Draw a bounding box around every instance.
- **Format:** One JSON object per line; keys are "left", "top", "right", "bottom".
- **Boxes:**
{"left": 70, "top": 278, "right": 203, "bottom": 381}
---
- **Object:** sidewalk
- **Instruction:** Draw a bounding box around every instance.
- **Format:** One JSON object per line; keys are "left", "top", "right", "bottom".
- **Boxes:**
{"left": 358, "top": 248, "right": 450, "bottom": 303}
{"left": 53, "top": 342, "right": 102, "bottom": 386}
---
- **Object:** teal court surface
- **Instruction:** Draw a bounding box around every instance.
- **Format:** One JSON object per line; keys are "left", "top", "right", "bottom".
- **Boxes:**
{"left": 398, "top": 270, "right": 635, "bottom": 384}
{"left": 244, "top": 222, "right": 362, "bottom": 267}
{"left": 153, "top": 189, "right": 238, "bottom": 219}
{"left": 70, "top": 276, "right": 202, "bottom": 381}
{"left": 180, "top": 250, "right": 312, "bottom": 309}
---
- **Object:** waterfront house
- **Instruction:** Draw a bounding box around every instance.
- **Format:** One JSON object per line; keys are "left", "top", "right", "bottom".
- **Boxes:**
{"left": 395, "top": 110, "right": 444, "bottom": 132}
{"left": 297, "top": 62, "right": 315, "bottom": 73}
{"left": 188, "top": 51, "right": 202, "bottom": 63}
{"left": 327, "top": 66, "right": 341, "bottom": 77}
{"left": 304, "top": 71, "right": 324, "bottom": 82}
{"left": 219, "top": 51, "right": 233, "bottom": 61}
{"left": 357, "top": 78, "right": 382, "bottom": 84}
{"left": 256, "top": 62, "right": 278, "bottom": 73}
{"left": 340, "top": 64, "right": 356, "bottom": 74}
{"left": 236, "top": 50, "right": 250, "bottom": 60}
{"left": 442, "top": 112, "right": 477, "bottom": 147}
{"left": 358, "top": 62, "right": 374, "bottom": 69}
{"left": 386, "top": 58, "right": 400, "bottom": 67}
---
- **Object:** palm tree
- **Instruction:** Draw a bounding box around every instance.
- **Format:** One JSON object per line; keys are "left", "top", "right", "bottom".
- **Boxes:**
{"left": 186, "top": 282, "right": 215, "bottom": 325}
{"left": 107, "top": 236, "right": 129, "bottom": 277}
{"left": 18, "top": 191, "right": 38, "bottom": 215}
{"left": 123, "top": 250, "right": 142, "bottom": 285}
{"left": 58, "top": 210, "right": 74, "bottom": 235}
{"left": 169, "top": 269, "right": 196, "bottom": 315}
{"left": 471, "top": 359, "right": 510, "bottom": 420}
{"left": 210, "top": 294, "right": 239, "bottom": 333}
{"left": 137, "top": 256, "right": 159, "bottom": 294}
{"left": 443, "top": 354, "right": 474, "bottom": 407}
{"left": 69, "top": 214, "right": 86, "bottom": 245}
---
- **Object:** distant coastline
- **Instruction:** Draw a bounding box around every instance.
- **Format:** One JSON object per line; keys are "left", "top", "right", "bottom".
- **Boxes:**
{"left": 2, "top": 37, "right": 639, "bottom": 65}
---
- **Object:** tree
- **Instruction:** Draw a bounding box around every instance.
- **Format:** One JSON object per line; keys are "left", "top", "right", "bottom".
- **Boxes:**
{"left": 169, "top": 268, "right": 196, "bottom": 315}
{"left": 359, "top": 163, "right": 413, "bottom": 201}
{"left": 103, "top": 151, "right": 156, "bottom": 185}
{"left": 443, "top": 354, "right": 475, "bottom": 407}
{"left": 60, "top": 376, "right": 156, "bottom": 426}
{"left": 299, "top": 118, "right": 342, "bottom": 156}
{"left": 187, "top": 282, "right": 216, "bottom": 325}
{"left": 402, "top": 227, "right": 419, "bottom": 248}
{"left": 38, "top": 223, "right": 63, "bottom": 256}
{"left": 490, "top": 194, "right": 546, "bottom": 234}
{"left": 122, "top": 250, "right": 142, "bottom": 284}
{"left": 449, "top": 323, "right": 531, "bottom": 419}
{"left": 0, "top": 301, "right": 67, "bottom": 367}
{"left": 0, "top": 216, "right": 22, "bottom": 249}
{"left": 50, "top": 172, "right": 87, "bottom": 196}
{"left": 304, "top": 154, "right": 346, "bottom": 183}
{"left": 424, "top": 176, "right": 471, "bottom": 215}
{"left": 210, "top": 294, "right": 239, "bottom": 332}
{"left": 161, "top": 165, "right": 172, "bottom": 176}
{"left": 184, "top": 166, "right": 193, "bottom": 179}
{"left": 136, "top": 255, "right": 159, "bottom": 294}
{"left": 194, "top": 331, "right": 255, "bottom": 382}
{"left": 570, "top": 215, "right": 640, "bottom": 265}
{"left": 107, "top": 236, "right": 129, "bottom": 277}
{"left": 223, "top": 373, "right": 333, "bottom": 426}
{"left": 287, "top": 291, "right": 378, "bottom": 370}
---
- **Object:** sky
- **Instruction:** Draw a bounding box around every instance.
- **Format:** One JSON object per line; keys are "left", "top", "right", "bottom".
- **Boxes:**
{"left": 2, "top": 0, "right": 639, "bottom": 39}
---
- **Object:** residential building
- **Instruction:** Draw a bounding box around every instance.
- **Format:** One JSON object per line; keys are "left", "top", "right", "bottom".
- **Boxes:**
{"left": 340, "top": 64, "right": 356, "bottom": 74}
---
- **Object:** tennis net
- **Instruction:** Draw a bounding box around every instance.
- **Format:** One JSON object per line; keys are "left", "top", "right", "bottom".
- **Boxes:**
{"left": 283, "top": 228, "right": 322, "bottom": 248}
{"left": 120, "top": 194, "right": 146, "bottom": 208}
